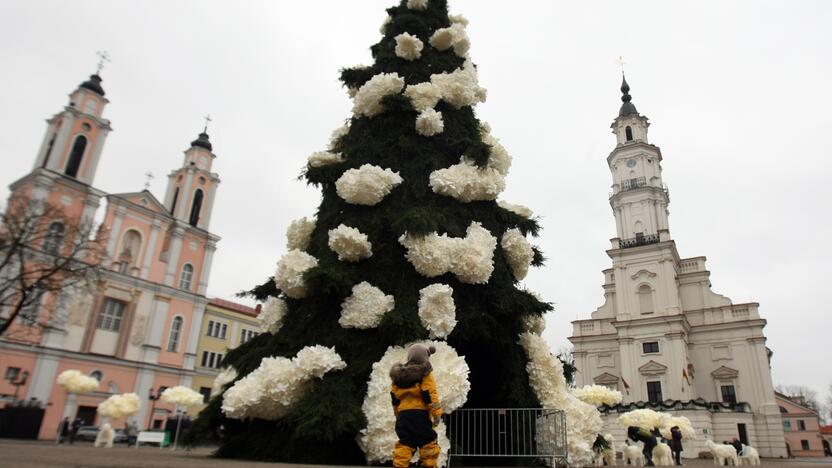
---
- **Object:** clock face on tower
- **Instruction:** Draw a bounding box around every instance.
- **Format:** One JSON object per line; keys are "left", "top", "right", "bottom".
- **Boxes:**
{"left": 197, "top": 156, "right": 207, "bottom": 169}
{"left": 626, "top": 159, "right": 637, "bottom": 168}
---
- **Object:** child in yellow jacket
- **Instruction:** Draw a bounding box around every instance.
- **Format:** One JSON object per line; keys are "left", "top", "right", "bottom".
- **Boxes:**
{"left": 390, "top": 344, "right": 442, "bottom": 468}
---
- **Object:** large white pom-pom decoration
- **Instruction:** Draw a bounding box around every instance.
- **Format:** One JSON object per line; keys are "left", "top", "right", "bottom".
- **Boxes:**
{"left": 430, "top": 61, "right": 486, "bottom": 109}
{"left": 97, "top": 393, "right": 141, "bottom": 420}
{"left": 406, "top": 0, "right": 428, "bottom": 10}
{"left": 258, "top": 297, "right": 287, "bottom": 334}
{"left": 358, "top": 341, "right": 470, "bottom": 467}
{"left": 212, "top": 367, "right": 238, "bottom": 398}
{"left": 222, "top": 346, "right": 346, "bottom": 421}
{"left": 482, "top": 129, "right": 512, "bottom": 175}
{"left": 418, "top": 284, "right": 456, "bottom": 338}
{"left": 429, "top": 24, "right": 470, "bottom": 57}
{"left": 429, "top": 158, "right": 506, "bottom": 202}
{"left": 617, "top": 409, "right": 697, "bottom": 440}
{"left": 274, "top": 250, "right": 318, "bottom": 299}
{"left": 416, "top": 109, "right": 444, "bottom": 136}
{"left": 339, "top": 282, "right": 395, "bottom": 329}
{"left": 405, "top": 82, "right": 442, "bottom": 112}
{"left": 328, "top": 224, "right": 373, "bottom": 262}
{"left": 308, "top": 151, "right": 343, "bottom": 168}
{"left": 395, "top": 33, "right": 424, "bottom": 61}
{"left": 161, "top": 386, "right": 204, "bottom": 408}
{"left": 352, "top": 73, "right": 406, "bottom": 117}
{"left": 57, "top": 369, "right": 99, "bottom": 394}
{"left": 336, "top": 164, "right": 403, "bottom": 206}
{"left": 501, "top": 228, "right": 535, "bottom": 281}
{"left": 286, "top": 217, "right": 316, "bottom": 251}
{"left": 498, "top": 200, "right": 533, "bottom": 218}
{"left": 448, "top": 14, "right": 469, "bottom": 26}
{"left": 573, "top": 384, "right": 623, "bottom": 407}
{"left": 399, "top": 221, "right": 497, "bottom": 284}
{"left": 519, "top": 332, "right": 603, "bottom": 466}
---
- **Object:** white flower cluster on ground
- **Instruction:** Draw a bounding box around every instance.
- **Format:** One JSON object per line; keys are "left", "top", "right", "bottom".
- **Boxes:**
{"left": 430, "top": 61, "right": 486, "bottom": 109}
{"left": 57, "top": 370, "right": 99, "bottom": 394}
{"left": 352, "top": 73, "right": 406, "bottom": 117}
{"left": 519, "top": 332, "right": 602, "bottom": 466}
{"left": 339, "top": 282, "right": 395, "bottom": 329}
{"left": 358, "top": 341, "right": 469, "bottom": 467}
{"left": 573, "top": 384, "right": 623, "bottom": 407}
{"left": 211, "top": 367, "right": 238, "bottom": 398}
{"left": 405, "top": 83, "right": 441, "bottom": 112}
{"left": 429, "top": 23, "right": 470, "bottom": 57}
{"left": 274, "top": 250, "right": 319, "bottom": 299}
{"left": 407, "top": 0, "right": 428, "bottom": 10}
{"left": 498, "top": 200, "right": 533, "bottom": 219}
{"left": 286, "top": 217, "right": 316, "bottom": 251}
{"left": 161, "top": 386, "right": 204, "bottom": 408}
{"left": 501, "top": 228, "right": 535, "bottom": 281}
{"left": 97, "top": 393, "right": 140, "bottom": 420}
{"left": 308, "top": 151, "right": 343, "bottom": 168}
{"left": 222, "top": 346, "right": 346, "bottom": 421}
{"left": 399, "top": 221, "right": 497, "bottom": 284}
{"left": 336, "top": 164, "right": 403, "bottom": 206}
{"left": 418, "top": 284, "right": 456, "bottom": 338}
{"left": 416, "top": 109, "right": 444, "bottom": 136}
{"left": 258, "top": 297, "right": 288, "bottom": 334}
{"left": 395, "top": 33, "right": 424, "bottom": 61}
{"left": 618, "top": 408, "right": 696, "bottom": 440}
{"left": 328, "top": 224, "right": 373, "bottom": 262}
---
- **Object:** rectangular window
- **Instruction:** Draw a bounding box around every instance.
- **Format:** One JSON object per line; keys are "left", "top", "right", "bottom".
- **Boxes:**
{"left": 801, "top": 440, "right": 810, "bottom": 451}
{"left": 783, "top": 420, "right": 791, "bottom": 431}
{"left": 199, "top": 386, "right": 211, "bottom": 403}
{"left": 216, "top": 354, "right": 223, "bottom": 369}
{"left": 207, "top": 320, "right": 215, "bottom": 337}
{"left": 721, "top": 385, "right": 737, "bottom": 404}
{"left": 220, "top": 323, "right": 227, "bottom": 339}
{"left": 201, "top": 351, "right": 209, "bottom": 367}
{"left": 643, "top": 342, "right": 660, "bottom": 354}
{"left": 4, "top": 367, "right": 21, "bottom": 380}
{"left": 798, "top": 420, "right": 806, "bottom": 431}
{"left": 96, "top": 298, "right": 126, "bottom": 332}
{"left": 647, "top": 381, "right": 663, "bottom": 403}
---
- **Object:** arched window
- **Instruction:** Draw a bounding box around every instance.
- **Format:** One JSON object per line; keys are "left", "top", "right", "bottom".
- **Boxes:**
{"left": 170, "top": 187, "right": 180, "bottom": 215}
{"left": 189, "top": 189, "right": 203, "bottom": 227}
{"left": 638, "top": 284, "right": 654, "bottom": 314}
{"left": 167, "top": 316, "right": 184, "bottom": 352}
{"left": 43, "top": 222, "right": 65, "bottom": 254}
{"left": 179, "top": 264, "right": 194, "bottom": 290}
{"left": 625, "top": 126, "right": 633, "bottom": 142}
{"left": 65, "top": 135, "right": 87, "bottom": 178}
{"left": 89, "top": 370, "right": 103, "bottom": 382}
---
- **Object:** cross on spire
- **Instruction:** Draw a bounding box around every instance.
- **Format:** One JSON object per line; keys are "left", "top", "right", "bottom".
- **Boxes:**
{"left": 203, "top": 114, "right": 212, "bottom": 133}
{"left": 143, "top": 172, "right": 154, "bottom": 190}
{"left": 617, "top": 56, "right": 626, "bottom": 75}
{"left": 96, "top": 50, "right": 111, "bottom": 75}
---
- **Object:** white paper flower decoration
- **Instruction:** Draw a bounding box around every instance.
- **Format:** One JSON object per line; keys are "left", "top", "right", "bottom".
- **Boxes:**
{"left": 395, "top": 33, "right": 424, "bottom": 61}
{"left": 501, "top": 228, "right": 535, "bottom": 280}
{"left": 448, "top": 14, "right": 469, "bottom": 26}
{"left": 573, "top": 384, "right": 623, "bottom": 407}
{"left": 308, "top": 151, "right": 343, "bottom": 168}
{"left": 329, "top": 123, "right": 350, "bottom": 151}
{"left": 406, "top": 0, "right": 428, "bottom": 10}
{"left": 328, "top": 224, "right": 373, "bottom": 262}
{"left": 429, "top": 24, "right": 470, "bottom": 57}
{"left": 286, "top": 217, "right": 316, "bottom": 251}
{"left": 416, "top": 109, "right": 444, "bottom": 136}
{"left": 57, "top": 369, "right": 99, "bottom": 394}
{"left": 212, "top": 367, "right": 238, "bottom": 398}
{"left": 336, "top": 164, "right": 403, "bottom": 206}
{"left": 274, "top": 250, "right": 318, "bottom": 299}
{"left": 430, "top": 61, "right": 486, "bottom": 109}
{"left": 498, "top": 200, "right": 533, "bottom": 218}
{"left": 97, "top": 393, "right": 141, "bottom": 419}
{"left": 429, "top": 158, "right": 506, "bottom": 202}
{"left": 352, "top": 73, "right": 405, "bottom": 117}
{"left": 418, "top": 284, "right": 456, "bottom": 338}
{"left": 339, "top": 282, "right": 395, "bottom": 329}
{"left": 258, "top": 297, "right": 287, "bottom": 334}
{"left": 405, "top": 82, "right": 442, "bottom": 112}
{"left": 161, "top": 386, "right": 204, "bottom": 408}
{"left": 399, "top": 221, "right": 497, "bottom": 284}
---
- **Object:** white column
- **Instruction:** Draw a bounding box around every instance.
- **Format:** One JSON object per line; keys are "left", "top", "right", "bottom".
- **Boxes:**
{"left": 81, "top": 195, "right": 100, "bottom": 226}
{"left": 200, "top": 177, "right": 220, "bottom": 230}
{"left": 133, "top": 368, "right": 155, "bottom": 428}
{"left": 197, "top": 240, "right": 217, "bottom": 295}
{"left": 83, "top": 126, "right": 110, "bottom": 185}
{"left": 25, "top": 352, "right": 60, "bottom": 403}
{"left": 140, "top": 220, "right": 162, "bottom": 279}
{"left": 163, "top": 226, "right": 185, "bottom": 286}
{"left": 106, "top": 206, "right": 127, "bottom": 260}
{"left": 183, "top": 302, "right": 206, "bottom": 371}
{"left": 176, "top": 171, "right": 194, "bottom": 223}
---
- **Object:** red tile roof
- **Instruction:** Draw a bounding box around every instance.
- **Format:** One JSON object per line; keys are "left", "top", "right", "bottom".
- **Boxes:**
{"left": 821, "top": 425, "right": 832, "bottom": 435}
{"left": 208, "top": 297, "right": 260, "bottom": 317}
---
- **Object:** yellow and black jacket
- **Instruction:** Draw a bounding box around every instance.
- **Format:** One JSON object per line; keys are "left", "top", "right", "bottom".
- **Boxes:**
{"left": 390, "top": 362, "right": 441, "bottom": 448}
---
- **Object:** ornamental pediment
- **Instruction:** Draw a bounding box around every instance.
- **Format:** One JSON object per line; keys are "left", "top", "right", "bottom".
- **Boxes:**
{"left": 594, "top": 372, "right": 620, "bottom": 385}
{"left": 711, "top": 365, "right": 739, "bottom": 380}
{"left": 630, "top": 269, "right": 657, "bottom": 280}
{"left": 638, "top": 360, "right": 668, "bottom": 375}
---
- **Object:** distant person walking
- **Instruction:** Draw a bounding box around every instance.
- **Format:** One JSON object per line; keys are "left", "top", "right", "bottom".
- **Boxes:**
{"left": 670, "top": 426, "right": 683, "bottom": 465}
{"left": 126, "top": 421, "right": 138, "bottom": 447}
{"left": 56, "top": 417, "right": 70, "bottom": 444}
{"left": 628, "top": 426, "right": 658, "bottom": 466}
{"left": 69, "top": 418, "right": 83, "bottom": 444}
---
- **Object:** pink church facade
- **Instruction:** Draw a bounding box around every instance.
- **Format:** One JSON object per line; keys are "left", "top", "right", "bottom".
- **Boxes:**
{"left": 0, "top": 72, "right": 221, "bottom": 437}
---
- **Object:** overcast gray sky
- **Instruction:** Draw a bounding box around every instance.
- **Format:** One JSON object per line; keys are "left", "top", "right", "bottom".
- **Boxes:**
{"left": 1, "top": 1, "right": 830, "bottom": 401}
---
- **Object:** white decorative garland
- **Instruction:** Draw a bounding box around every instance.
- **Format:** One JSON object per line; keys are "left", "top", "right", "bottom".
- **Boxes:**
{"left": 498, "top": 200, "right": 533, "bottom": 218}
{"left": 395, "top": 33, "right": 424, "bottom": 61}
{"left": 97, "top": 393, "right": 140, "bottom": 420}
{"left": 416, "top": 109, "right": 444, "bottom": 136}
{"left": 418, "top": 284, "right": 456, "bottom": 338}
{"left": 501, "top": 228, "right": 535, "bottom": 280}
{"left": 308, "top": 151, "right": 343, "bottom": 168}
{"left": 399, "top": 221, "right": 497, "bottom": 284}
{"left": 339, "top": 282, "right": 395, "bottom": 329}
{"left": 222, "top": 346, "right": 346, "bottom": 421}
{"left": 211, "top": 367, "right": 238, "bottom": 398}
{"left": 358, "top": 341, "right": 469, "bottom": 468}
{"left": 274, "top": 250, "right": 319, "bottom": 299}
{"left": 286, "top": 217, "right": 316, "bottom": 251}
{"left": 336, "top": 164, "right": 403, "bottom": 206}
{"left": 352, "top": 73, "right": 406, "bottom": 117}
{"left": 258, "top": 297, "right": 288, "bottom": 334}
{"left": 56, "top": 369, "right": 99, "bottom": 394}
{"left": 328, "top": 224, "right": 373, "bottom": 262}
{"left": 573, "top": 384, "right": 623, "bottom": 407}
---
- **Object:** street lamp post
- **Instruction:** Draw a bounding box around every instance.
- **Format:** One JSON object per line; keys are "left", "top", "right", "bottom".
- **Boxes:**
{"left": 5, "top": 370, "right": 30, "bottom": 404}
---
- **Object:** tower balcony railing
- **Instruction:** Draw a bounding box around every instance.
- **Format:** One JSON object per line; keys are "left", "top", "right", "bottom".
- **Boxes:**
{"left": 620, "top": 176, "right": 647, "bottom": 192}
{"left": 619, "top": 233, "right": 660, "bottom": 249}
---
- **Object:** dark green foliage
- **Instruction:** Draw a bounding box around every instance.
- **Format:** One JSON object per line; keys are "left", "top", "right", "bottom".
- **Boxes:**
{"left": 187, "top": 0, "right": 553, "bottom": 464}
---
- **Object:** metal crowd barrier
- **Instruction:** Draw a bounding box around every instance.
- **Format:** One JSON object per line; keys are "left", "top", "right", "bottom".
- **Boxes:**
{"left": 444, "top": 408, "right": 567, "bottom": 467}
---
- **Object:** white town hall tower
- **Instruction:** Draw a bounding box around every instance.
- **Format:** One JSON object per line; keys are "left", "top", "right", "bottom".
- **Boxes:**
{"left": 569, "top": 77, "right": 787, "bottom": 458}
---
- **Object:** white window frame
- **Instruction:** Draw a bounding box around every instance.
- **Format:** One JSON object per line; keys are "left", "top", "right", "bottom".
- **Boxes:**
{"left": 179, "top": 263, "right": 194, "bottom": 290}
{"left": 167, "top": 316, "right": 184, "bottom": 352}
{"left": 96, "top": 298, "right": 126, "bottom": 332}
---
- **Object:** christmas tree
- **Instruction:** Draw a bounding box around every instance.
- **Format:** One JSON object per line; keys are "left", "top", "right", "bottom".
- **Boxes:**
{"left": 187, "top": 0, "right": 603, "bottom": 465}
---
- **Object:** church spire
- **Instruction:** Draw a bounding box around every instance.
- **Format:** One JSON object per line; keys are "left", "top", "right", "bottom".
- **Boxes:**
{"left": 619, "top": 75, "right": 638, "bottom": 117}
